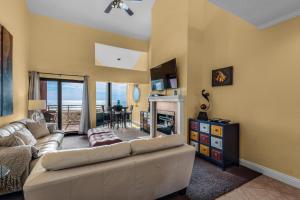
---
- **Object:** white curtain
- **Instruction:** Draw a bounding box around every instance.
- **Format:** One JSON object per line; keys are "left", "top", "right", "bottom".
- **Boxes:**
{"left": 28, "top": 71, "right": 40, "bottom": 100}
{"left": 28, "top": 71, "right": 40, "bottom": 118}
{"left": 79, "top": 76, "right": 91, "bottom": 134}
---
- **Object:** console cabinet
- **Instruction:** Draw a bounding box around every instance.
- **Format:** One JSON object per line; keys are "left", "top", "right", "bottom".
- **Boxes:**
{"left": 189, "top": 119, "right": 239, "bottom": 170}
{"left": 140, "top": 111, "right": 150, "bottom": 133}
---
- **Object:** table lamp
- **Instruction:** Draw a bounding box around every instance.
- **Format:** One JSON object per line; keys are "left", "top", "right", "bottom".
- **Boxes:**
{"left": 28, "top": 100, "right": 46, "bottom": 121}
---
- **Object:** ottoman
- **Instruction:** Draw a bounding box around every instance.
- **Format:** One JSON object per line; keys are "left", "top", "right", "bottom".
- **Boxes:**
{"left": 88, "top": 128, "right": 122, "bottom": 147}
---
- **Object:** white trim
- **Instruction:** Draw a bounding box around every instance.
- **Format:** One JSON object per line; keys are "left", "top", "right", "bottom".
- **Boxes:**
{"left": 258, "top": 9, "right": 300, "bottom": 29}
{"left": 148, "top": 95, "right": 184, "bottom": 137}
{"left": 240, "top": 159, "right": 300, "bottom": 189}
{"left": 148, "top": 95, "right": 184, "bottom": 102}
{"left": 132, "top": 121, "right": 140, "bottom": 126}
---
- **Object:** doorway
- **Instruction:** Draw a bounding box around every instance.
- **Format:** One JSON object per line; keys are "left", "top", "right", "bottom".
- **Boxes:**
{"left": 40, "top": 78, "right": 84, "bottom": 133}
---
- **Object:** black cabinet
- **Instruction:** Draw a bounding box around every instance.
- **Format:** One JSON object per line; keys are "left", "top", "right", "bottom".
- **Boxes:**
{"left": 189, "top": 119, "right": 239, "bottom": 170}
{"left": 140, "top": 111, "right": 150, "bottom": 133}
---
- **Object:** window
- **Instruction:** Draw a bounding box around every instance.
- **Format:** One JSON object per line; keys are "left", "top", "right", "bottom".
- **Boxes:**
{"left": 96, "top": 82, "right": 109, "bottom": 112}
{"left": 112, "top": 83, "right": 128, "bottom": 107}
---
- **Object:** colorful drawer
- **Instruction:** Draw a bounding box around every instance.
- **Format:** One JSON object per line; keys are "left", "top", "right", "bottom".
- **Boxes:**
{"left": 200, "top": 144, "right": 210, "bottom": 157}
{"left": 190, "top": 131, "right": 199, "bottom": 141}
{"left": 190, "top": 120, "right": 199, "bottom": 132}
{"left": 211, "top": 149, "right": 222, "bottom": 162}
{"left": 211, "top": 125, "right": 223, "bottom": 137}
{"left": 200, "top": 122, "right": 210, "bottom": 134}
{"left": 200, "top": 133, "right": 210, "bottom": 145}
{"left": 190, "top": 141, "right": 199, "bottom": 152}
{"left": 211, "top": 136, "right": 223, "bottom": 150}
{"left": 189, "top": 119, "right": 239, "bottom": 170}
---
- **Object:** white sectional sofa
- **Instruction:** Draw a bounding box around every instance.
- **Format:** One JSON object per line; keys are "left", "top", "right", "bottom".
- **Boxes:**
{"left": 24, "top": 135, "right": 195, "bottom": 200}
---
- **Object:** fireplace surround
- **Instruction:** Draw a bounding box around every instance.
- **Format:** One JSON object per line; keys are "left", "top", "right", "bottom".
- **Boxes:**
{"left": 148, "top": 95, "right": 184, "bottom": 138}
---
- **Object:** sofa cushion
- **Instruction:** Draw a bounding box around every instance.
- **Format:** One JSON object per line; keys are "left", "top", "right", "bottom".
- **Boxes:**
{"left": 0, "top": 135, "right": 25, "bottom": 147}
{"left": 26, "top": 122, "right": 50, "bottom": 139}
{"left": 15, "top": 128, "right": 37, "bottom": 146}
{"left": 42, "top": 142, "right": 131, "bottom": 171}
{"left": 35, "top": 141, "right": 59, "bottom": 157}
{"left": 37, "top": 133, "right": 64, "bottom": 146}
{"left": 130, "top": 135, "right": 185, "bottom": 155}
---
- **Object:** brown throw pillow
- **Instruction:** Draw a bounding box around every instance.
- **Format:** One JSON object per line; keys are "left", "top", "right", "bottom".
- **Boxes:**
{"left": 0, "top": 135, "right": 25, "bottom": 147}
{"left": 26, "top": 122, "right": 50, "bottom": 139}
{"left": 31, "top": 146, "right": 40, "bottom": 159}
{"left": 15, "top": 128, "right": 37, "bottom": 146}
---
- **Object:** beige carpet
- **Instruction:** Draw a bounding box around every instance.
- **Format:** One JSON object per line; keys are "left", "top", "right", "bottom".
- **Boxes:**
{"left": 62, "top": 127, "right": 149, "bottom": 150}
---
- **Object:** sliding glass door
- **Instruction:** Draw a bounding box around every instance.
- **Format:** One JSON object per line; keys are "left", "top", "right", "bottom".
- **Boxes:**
{"left": 40, "top": 79, "right": 83, "bottom": 133}
{"left": 61, "top": 82, "right": 83, "bottom": 132}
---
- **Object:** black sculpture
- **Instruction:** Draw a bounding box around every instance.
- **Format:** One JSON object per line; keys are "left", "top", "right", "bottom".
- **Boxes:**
{"left": 197, "top": 90, "right": 210, "bottom": 121}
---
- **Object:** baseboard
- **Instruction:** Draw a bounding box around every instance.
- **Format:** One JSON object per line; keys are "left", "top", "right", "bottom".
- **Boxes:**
{"left": 240, "top": 159, "right": 300, "bottom": 189}
{"left": 132, "top": 121, "right": 139, "bottom": 126}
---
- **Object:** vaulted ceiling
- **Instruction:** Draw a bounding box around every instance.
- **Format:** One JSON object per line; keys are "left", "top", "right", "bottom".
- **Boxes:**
{"left": 27, "top": 0, "right": 300, "bottom": 41}
{"left": 27, "top": 0, "right": 155, "bottom": 40}
{"left": 209, "top": 0, "right": 300, "bottom": 29}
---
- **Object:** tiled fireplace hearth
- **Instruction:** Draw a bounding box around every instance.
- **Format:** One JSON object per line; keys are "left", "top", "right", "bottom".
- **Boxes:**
{"left": 148, "top": 95, "right": 184, "bottom": 138}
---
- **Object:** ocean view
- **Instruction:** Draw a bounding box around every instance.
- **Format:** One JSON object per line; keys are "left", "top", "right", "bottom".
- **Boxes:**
{"left": 46, "top": 81, "right": 128, "bottom": 108}
{"left": 47, "top": 100, "right": 126, "bottom": 106}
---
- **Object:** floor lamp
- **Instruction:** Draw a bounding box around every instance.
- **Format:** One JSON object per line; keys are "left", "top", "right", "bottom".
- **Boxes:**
{"left": 28, "top": 100, "right": 46, "bottom": 122}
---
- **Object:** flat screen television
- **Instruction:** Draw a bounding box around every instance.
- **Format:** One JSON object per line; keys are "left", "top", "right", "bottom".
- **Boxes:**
{"left": 150, "top": 59, "right": 178, "bottom": 91}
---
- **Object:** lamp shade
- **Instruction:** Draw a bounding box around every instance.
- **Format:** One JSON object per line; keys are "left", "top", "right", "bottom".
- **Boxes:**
{"left": 28, "top": 100, "right": 46, "bottom": 111}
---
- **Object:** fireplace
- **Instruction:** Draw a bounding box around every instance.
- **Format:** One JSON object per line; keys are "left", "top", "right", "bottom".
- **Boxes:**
{"left": 148, "top": 95, "right": 184, "bottom": 138}
{"left": 157, "top": 110, "right": 176, "bottom": 135}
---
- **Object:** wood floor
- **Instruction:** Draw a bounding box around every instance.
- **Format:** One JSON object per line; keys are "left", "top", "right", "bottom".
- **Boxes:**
{"left": 217, "top": 175, "right": 300, "bottom": 200}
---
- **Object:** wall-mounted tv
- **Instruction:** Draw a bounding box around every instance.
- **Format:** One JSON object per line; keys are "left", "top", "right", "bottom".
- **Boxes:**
{"left": 150, "top": 59, "right": 178, "bottom": 91}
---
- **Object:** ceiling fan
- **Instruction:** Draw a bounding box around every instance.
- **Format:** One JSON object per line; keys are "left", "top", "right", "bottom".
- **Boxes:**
{"left": 104, "top": 0, "right": 142, "bottom": 16}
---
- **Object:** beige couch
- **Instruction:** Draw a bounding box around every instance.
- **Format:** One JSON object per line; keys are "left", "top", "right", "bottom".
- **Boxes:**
{"left": 0, "top": 120, "right": 64, "bottom": 170}
{"left": 24, "top": 135, "right": 195, "bottom": 200}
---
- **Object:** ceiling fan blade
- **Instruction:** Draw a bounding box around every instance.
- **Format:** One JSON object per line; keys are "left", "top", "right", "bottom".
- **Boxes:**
{"left": 125, "top": 7, "right": 134, "bottom": 16}
{"left": 104, "top": 1, "right": 114, "bottom": 13}
{"left": 121, "top": 3, "right": 134, "bottom": 16}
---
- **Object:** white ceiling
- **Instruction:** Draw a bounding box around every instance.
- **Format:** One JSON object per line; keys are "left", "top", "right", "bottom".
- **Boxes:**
{"left": 95, "top": 43, "right": 147, "bottom": 71}
{"left": 209, "top": 0, "right": 300, "bottom": 29}
{"left": 27, "top": 0, "right": 155, "bottom": 40}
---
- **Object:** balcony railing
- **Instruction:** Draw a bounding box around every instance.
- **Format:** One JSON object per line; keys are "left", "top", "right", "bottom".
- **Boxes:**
{"left": 45, "top": 105, "right": 106, "bottom": 132}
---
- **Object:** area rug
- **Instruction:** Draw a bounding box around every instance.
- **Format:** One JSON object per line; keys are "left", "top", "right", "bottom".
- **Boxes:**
{"left": 163, "top": 157, "right": 260, "bottom": 200}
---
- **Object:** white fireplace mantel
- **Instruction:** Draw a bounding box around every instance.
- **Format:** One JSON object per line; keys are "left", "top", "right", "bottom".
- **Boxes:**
{"left": 148, "top": 95, "right": 184, "bottom": 137}
{"left": 148, "top": 95, "right": 184, "bottom": 103}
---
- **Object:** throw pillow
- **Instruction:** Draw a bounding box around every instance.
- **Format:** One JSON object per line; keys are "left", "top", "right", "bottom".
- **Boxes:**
{"left": 26, "top": 122, "right": 50, "bottom": 139}
{"left": 31, "top": 146, "right": 40, "bottom": 159}
{"left": 15, "top": 128, "right": 37, "bottom": 146}
{"left": 0, "top": 135, "right": 25, "bottom": 147}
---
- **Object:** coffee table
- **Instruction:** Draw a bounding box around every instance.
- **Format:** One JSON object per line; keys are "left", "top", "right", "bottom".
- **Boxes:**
{"left": 0, "top": 165, "right": 10, "bottom": 179}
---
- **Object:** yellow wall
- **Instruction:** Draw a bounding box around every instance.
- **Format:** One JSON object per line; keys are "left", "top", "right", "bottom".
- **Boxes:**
{"left": 127, "top": 83, "right": 151, "bottom": 124}
{"left": 188, "top": 0, "right": 300, "bottom": 178}
{"left": 0, "top": 0, "right": 29, "bottom": 126}
{"left": 150, "top": 0, "right": 189, "bottom": 139}
{"left": 28, "top": 14, "right": 150, "bottom": 127}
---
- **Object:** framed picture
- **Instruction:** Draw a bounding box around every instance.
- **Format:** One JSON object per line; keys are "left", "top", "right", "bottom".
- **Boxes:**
{"left": 212, "top": 66, "right": 233, "bottom": 87}
{"left": 0, "top": 25, "right": 13, "bottom": 116}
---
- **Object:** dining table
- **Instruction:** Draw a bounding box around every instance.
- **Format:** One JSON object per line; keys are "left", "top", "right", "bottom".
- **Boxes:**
{"left": 105, "top": 106, "right": 128, "bottom": 129}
